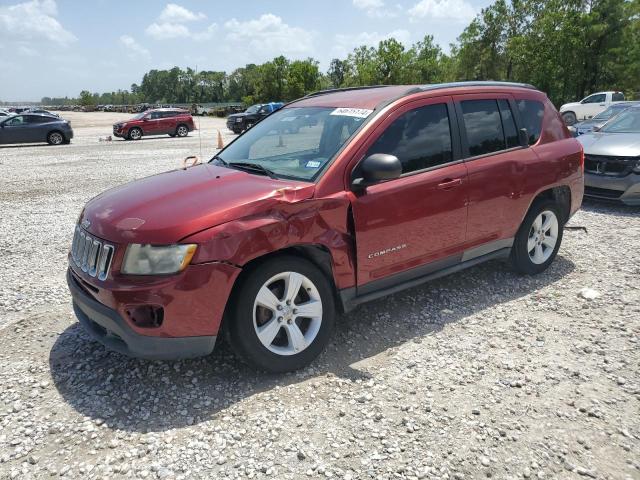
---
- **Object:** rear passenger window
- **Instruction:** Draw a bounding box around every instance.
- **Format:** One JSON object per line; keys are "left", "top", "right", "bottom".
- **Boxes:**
{"left": 517, "top": 100, "right": 544, "bottom": 145}
{"left": 460, "top": 99, "right": 505, "bottom": 156}
{"left": 612, "top": 92, "right": 624, "bottom": 101}
{"left": 366, "top": 103, "right": 453, "bottom": 174}
{"left": 498, "top": 100, "right": 519, "bottom": 148}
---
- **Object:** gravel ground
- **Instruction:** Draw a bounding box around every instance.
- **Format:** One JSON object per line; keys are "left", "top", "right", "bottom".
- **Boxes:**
{"left": 0, "top": 113, "right": 639, "bottom": 480}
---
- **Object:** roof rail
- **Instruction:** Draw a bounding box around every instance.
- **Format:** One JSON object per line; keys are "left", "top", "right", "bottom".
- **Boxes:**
{"left": 303, "top": 85, "right": 390, "bottom": 98}
{"left": 409, "top": 81, "right": 537, "bottom": 93}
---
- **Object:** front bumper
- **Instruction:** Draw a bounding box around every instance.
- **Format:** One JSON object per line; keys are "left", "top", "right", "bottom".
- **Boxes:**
{"left": 68, "top": 269, "right": 217, "bottom": 359}
{"left": 585, "top": 172, "right": 640, "bottom": 206}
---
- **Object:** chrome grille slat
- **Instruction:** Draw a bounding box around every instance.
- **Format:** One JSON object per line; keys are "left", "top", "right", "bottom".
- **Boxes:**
{"left": 69, "top": 225, "right": 115, "bottom": 280}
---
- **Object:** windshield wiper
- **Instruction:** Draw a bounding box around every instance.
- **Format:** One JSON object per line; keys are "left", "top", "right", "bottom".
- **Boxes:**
{"left": 211, "top": 155, "right": 227, "bottom": 166}
{"left": 227, "top": 162, "right": 279, "bottom": 179}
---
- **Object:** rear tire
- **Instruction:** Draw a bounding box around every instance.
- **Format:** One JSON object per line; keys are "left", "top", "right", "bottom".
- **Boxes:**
{"left": 47, "top": 131, "right": 64, "bottom": 145}
{"left": 176, "top": 124, "right": 188, "bottom": 137}
{"left": 510, "top": 200, "right": 563, "bottom": 275}
{"left": 128, "top": 127, "right": 142, "bottom": 140}
{"left": 562, "top": 112, "right": 577, "bottom": 126}
{"left": 226, "top": 256, "right": 336, "bottom": 373}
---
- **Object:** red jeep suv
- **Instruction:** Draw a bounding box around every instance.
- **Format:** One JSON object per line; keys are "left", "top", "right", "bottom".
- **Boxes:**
{"left": 68, "top": 82, "right": 584, "bottom": 372}
{"left": 113, "top": 108, "right": 195, "bottom": 140}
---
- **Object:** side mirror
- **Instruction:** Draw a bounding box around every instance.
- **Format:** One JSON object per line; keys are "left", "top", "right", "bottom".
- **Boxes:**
{"left": 352, "top": 154, "right": 402, "bottom": 190}
{"left": 142, "top": 116, "right": 149, "bottom": 121}
{"left": 518, "top": 128, "right": 529, "bottom": 147}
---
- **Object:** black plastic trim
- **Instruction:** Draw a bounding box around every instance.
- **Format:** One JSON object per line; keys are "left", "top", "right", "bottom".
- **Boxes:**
{"left": 339, "top": 247, "right": 511, "bottom": 312}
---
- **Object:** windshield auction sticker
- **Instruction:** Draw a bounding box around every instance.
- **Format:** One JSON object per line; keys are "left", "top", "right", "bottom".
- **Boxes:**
{"left": 330, "top": 108, "right": 373, "bottom": 118}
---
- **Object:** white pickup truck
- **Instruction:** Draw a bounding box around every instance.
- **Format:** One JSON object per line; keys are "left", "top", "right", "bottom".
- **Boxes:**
{"left": 559, "top": 91, "right": 625, "bottom": 126}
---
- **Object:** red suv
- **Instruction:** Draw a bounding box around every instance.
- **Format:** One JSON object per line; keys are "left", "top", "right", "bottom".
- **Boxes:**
{"left": 68, "top": 82, "right": 584, "bottom": 372}
{"left": 112, "top": 108, "right": 195, "bottom": 140}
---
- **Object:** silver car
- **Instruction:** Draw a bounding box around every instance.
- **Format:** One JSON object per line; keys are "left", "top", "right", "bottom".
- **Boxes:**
{"left": 578, "top": 104, "right": 640, "bottom": 205}
{"left": 569, "top": 101, "right": 639, "bottom": 136}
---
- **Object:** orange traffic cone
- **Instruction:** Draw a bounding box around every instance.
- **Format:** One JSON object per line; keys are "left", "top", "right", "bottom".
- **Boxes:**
{"left": 216, "top": 129, "right": 224, "bottom": 149}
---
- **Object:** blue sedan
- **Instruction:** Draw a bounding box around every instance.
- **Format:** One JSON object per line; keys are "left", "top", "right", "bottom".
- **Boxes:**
{"left": 0, "top": 113, "right": 73, "bottom": 146}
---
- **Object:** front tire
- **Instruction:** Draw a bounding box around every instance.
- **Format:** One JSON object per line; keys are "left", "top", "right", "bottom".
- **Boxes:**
{"left": 128, "top": 127, "right": 142, "bottom": 140}
{"left": 510, "top": 200, "right": 563, "bottom": 275}
{"left": 47, "top": 131, "right": 64, "bottom": 145}
{"left": 562, "top": 112, "right": 577, "bottom": 126}
{"left": 227, "top": 256, "right": 336, "bottom": 373}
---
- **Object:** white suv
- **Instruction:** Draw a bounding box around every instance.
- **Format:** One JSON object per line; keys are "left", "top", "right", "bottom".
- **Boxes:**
{"left": 560, "top": 91, "right": 625, "bottom": 126}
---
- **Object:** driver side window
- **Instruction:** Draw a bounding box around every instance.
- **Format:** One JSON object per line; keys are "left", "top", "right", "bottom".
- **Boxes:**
{"left": 582, "top": 94, "right": 605, "bottom": 104}
{"left": 6, "top": 116, "right": 24, "bottom": 126}
{"left": 366, "top": 103, "right": 453, "bottom": 174}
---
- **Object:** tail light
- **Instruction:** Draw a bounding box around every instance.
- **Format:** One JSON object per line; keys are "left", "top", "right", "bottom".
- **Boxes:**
{"left": 579, "top": 144, "right": 584, "bottom": 174}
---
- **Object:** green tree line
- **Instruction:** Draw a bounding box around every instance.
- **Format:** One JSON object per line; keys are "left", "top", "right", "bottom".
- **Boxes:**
{"left": 42, "top": 0, "right": 639, "bottom": 108}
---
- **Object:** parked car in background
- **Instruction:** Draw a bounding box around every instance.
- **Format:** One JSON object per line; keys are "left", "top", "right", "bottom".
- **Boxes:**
{"left": 67, "top": 82, "right": 583, "bottom": 372}
{"left": 578, "top": 104, "right": 640, "bottom": 205}
{"left": 112, "top": 108, "right": 195, "bottom": 140}
{"left": 560, "top": 91, "right": 625, "bottom": 126}
{"left": 25, "top": 108, "right": 60, "bottom": 117}
{"left": 0, "top": 109, "right": 12, "bottom": 117}
{"left": 568, "top": 102, "right": 638, "bottom": 136}
{"left": 0, "top": 113, "right": 73, "bottom": 145}
{"left": 226, "top": 102, "right": 284, "bottom": 134}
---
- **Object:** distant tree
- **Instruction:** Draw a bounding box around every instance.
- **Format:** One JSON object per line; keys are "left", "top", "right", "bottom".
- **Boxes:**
{"left": 79, "top": 90, "right": 94, "bottom": 106}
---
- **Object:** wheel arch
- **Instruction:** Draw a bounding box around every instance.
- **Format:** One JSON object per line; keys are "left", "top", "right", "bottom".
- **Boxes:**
{"left": 231, "top": 244, "right": 344, "bottom": 312}
{"left": 47, "top": 129, "right": 66, "bottom": 144}
{"left": 526, "top": 186, "right": 572, "bottom": 225}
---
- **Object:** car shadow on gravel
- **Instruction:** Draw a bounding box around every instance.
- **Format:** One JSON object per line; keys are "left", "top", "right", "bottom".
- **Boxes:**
{"left": 50, "top": 256, "right": 575, "bottom": 433}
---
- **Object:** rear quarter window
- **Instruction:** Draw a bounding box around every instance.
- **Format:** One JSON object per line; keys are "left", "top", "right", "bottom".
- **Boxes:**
{"left": 612, "top": 92, "right": 625, "bottom": 101}
{"left": 516, "top": 100, "right": 544, "bottom": 145}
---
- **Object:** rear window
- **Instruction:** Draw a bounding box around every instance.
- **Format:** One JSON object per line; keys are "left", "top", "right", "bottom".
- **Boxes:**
{"left": 517, "top": 100, "right": 544, "bottom": 145}
{"left": 612, "top": 92, "right": 625, "bottom": 101}
{"left": 460, "top": 99, "right": 505, "bottom": 156}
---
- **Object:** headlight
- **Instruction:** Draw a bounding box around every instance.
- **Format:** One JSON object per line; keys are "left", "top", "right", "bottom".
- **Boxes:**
{"left": 122, "top": 244, "right": 197, "bottom": 275}
{"left": 235, "top": 117, "right": 243, "bottom": 123}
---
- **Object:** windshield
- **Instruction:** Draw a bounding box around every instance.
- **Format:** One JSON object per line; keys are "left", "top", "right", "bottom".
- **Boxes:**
{"left": 592, "top": 105, "right": 627, "bottom": 121}
{"left": 131, "top": 112, "right": 146, "bottom": 120}
{"left": 245, "top": 105, "right": 260, "bottom": 114}
{"left": 213, "top": 106, "right": 371, "bottom": 181}
{"left": 600, "top": 108, "right": 640, "bottom": 133}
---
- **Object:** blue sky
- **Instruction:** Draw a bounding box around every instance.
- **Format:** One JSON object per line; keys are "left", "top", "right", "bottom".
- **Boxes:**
{"left": 0, "top": 0, "right": 493, "bottom": 101}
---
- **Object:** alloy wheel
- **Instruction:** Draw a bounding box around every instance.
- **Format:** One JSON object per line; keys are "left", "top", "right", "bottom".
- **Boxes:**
{"left": 49, "top": 132, "right": 63, "bottom": 145}
{"left": 253, "top": 271, "right": 323, "bottom": 356}
{"left": 527, "top": 210, "right": 559, "bottom": 264}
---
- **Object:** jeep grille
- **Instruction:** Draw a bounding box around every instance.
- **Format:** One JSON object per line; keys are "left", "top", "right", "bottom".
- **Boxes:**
{"left": 70, "top": 226, "right": 114, "bottom": 281}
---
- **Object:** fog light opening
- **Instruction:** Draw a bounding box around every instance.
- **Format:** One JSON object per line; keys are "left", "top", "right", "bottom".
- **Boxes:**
{"left": 126, "top": 305, "right": 164, "bottom": 328}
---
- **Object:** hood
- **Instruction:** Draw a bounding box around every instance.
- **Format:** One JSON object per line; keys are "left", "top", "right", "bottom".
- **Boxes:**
{"left": 577, "top": 132, "right": 640, "bottom": 157}
{"left": 560, "top": 102, "right": 580, "bottom": 112}
{"left": 227, "top": 113, "right": 248, "bottom": 120}
{"left": 80, "top": 163, "right": 315, "bottom": 244}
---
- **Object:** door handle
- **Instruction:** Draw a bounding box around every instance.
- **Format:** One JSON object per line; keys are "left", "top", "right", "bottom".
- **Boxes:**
{"left": 437, "top": 178, "right": 462, "bottom": 190}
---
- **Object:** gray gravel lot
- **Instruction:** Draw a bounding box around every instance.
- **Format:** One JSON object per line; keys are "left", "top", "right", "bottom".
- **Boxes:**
{"left": 0, "top": 112, "right": 639, "bottom": 480}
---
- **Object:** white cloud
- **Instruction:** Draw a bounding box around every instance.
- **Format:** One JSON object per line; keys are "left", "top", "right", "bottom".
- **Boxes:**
{"left": 353, "top": 0, "right": 384, "bottom": 8}
{"left": 119, "top": 35, "right": 150, "bottom": 60}
{"left": 0, "top": 0, "right": 76, "bottom": 45}
{"left": 158, "top": 3, "right": 206, "bottom": 23}
{"left": 408, "top": 0, "right": 476, "bottom": 22}
{"left": 352, "top": 0, "right": 398, "bottom": 18}
{"left": 146, "top": 22, "right": 191, "bottom": 39}
{"left": 146, "top": 4, "right": 214, "bottom": 41}
{"left": 224, "top": 14, "right": 313, "bottom": 57}
{"left": 332, "top": 29, "right": 411, "bottom": 58}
